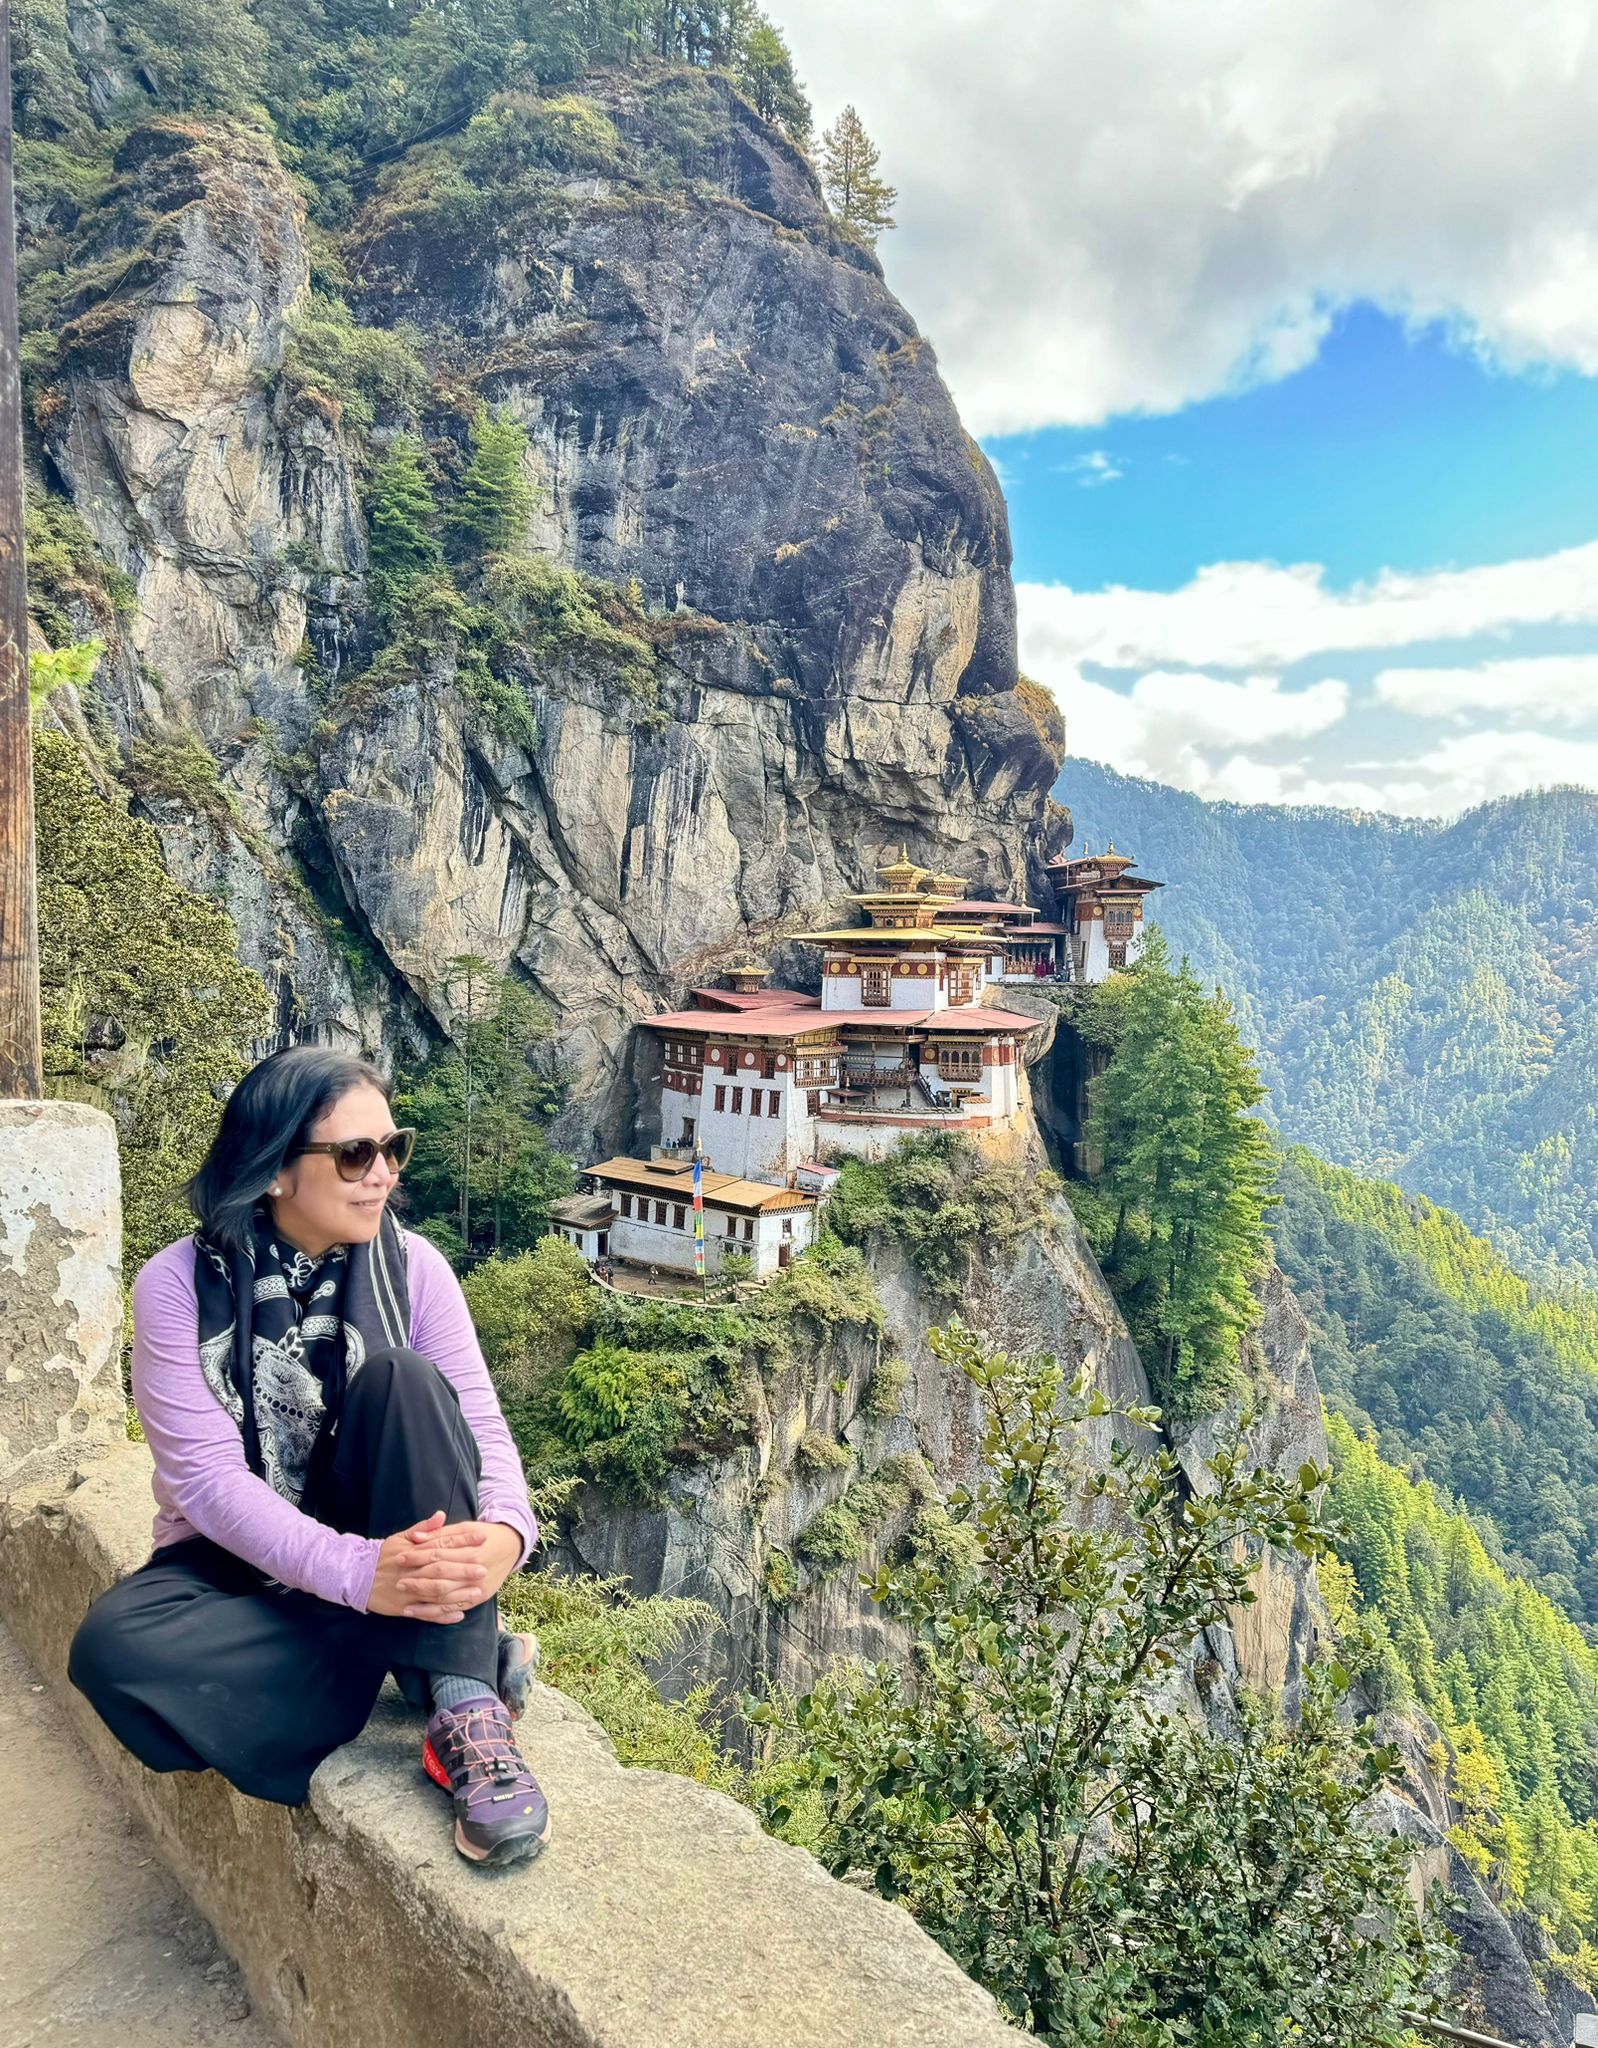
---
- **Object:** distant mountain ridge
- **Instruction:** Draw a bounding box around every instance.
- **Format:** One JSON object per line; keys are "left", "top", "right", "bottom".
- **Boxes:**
{"left": 1060, "top": 760, "right": 1598, "bottom": 1283}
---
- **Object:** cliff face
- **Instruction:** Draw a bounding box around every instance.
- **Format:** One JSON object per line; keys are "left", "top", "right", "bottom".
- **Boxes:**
{"left": 33, "top": 86, "right": 1062, "bottom": 1145}
{"left": 559, "top": 1188, "right": 1326, "bottom": 1728}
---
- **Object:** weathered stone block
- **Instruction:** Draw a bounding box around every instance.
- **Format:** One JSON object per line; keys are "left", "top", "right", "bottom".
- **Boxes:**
{"left": 1, "top": 1445, "right": 1026, "bottom": 2048}
{"left": 0, "top": 1099, "right": 125, "bottom": 1494}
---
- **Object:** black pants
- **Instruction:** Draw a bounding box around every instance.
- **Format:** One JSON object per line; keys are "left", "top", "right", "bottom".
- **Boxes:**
{"left": 68, "top": 1348, "right": 501, "bottom": 1806}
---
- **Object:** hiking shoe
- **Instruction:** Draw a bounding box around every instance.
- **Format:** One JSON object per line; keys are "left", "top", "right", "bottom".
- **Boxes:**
{"left": 422, "top": 1694, "right": 551, "bottom": 1867}
{"left": 497, "top": 1628, "right": 539, "bottom": 1720}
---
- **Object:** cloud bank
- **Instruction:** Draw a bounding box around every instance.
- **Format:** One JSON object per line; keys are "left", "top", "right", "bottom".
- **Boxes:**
{"left": 774, "top": 0, "right": 1598, "bottom": 431}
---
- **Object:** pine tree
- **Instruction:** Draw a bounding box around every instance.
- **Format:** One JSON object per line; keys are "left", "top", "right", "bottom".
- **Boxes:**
{"left": 446, "top": 406, "right": 535, "bottom": 559}
{"left": 365, "top": 436, "right": 441, "bottom": 584}
{"left": 818, "top": 105, "right": 896, "bottom": 248}
{"left": 738, "top": 21, "right": 811, "bottom": 143}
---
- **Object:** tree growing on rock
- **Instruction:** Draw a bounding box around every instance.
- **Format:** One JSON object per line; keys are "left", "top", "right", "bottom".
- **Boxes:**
{"left": 749, "top": 1319, "right": 1454, "bottom": 2046}
{"left": 395, "top": 955, "right": 572, "bottom": 1263}
{"left": 365, "top": 435, "right": 441, "bottom": 587}
{"left": 1074, "top": 929, "right": 1277, "bottom": 1418}
{"left": 819, "top": 105, "right": 896, "bottom": 247}
{"left": 446, "top": 406, "right": 536, "bottom": 559}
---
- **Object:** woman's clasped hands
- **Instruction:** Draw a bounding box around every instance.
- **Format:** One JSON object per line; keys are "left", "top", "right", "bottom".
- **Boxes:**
{"left": 366, "top": 1509, "right": 523, "bottom": 1622}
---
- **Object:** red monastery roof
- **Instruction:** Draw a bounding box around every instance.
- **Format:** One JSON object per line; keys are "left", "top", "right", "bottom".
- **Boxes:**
{"left": 643, "top": 1002, "right": 1042, "bottom": 1037}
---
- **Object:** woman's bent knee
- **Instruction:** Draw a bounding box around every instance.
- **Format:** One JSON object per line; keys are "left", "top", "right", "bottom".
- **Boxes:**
{"left": 346, "top": 1346, "right": 457, "bottom": 1409}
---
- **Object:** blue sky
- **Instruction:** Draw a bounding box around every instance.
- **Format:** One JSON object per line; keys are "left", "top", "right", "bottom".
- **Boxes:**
{"left": 774, "top": 0, "right": 1598, "bottom": 818}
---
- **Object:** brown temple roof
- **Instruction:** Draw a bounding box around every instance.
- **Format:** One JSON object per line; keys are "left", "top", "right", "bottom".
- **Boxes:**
{"left": 584, "top": 1157, "right": 814, "bottom": 1214}
{"left": 642, "top": 1000, "right": 1041, "bottom": 1038}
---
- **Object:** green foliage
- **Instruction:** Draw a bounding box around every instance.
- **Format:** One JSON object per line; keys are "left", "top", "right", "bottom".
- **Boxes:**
{"left": 525, "top": 1236, "right": 882, "bottom": 1504}
{"left": 1328, "top": 1413, "right": 1598, "bottom": 1975}
{"left": 30, "top": 638, "right": 106, "bottom": 712}
{"left": 826, "top": 1130, "right": 1050, "bottom": 1298}
{"left": 446, "top": 406, "right": 535, "bottom": 559}
{"left": 364, "top": 435, "right": 442, "bottom": 583}
{"left": 1073, "top": 928, "right": 1276, "bottom": 1419}
{"left": 818, "top": 105, "right": 896, "bottom": 247}
{"left": 794, "top": 1456, "right": 929, "bottom": 1574}
{"left": 861, "top": 1351, "right": 910, "bottom": 1418}
{"left": 539, "top": 1291, "right": 756, "bottom": 1501}
{"left": 25, "top": 491, "right": 138, "bottom": 644}
{"left": 281, "top": 298, "right": 429, "bottom": 433}
{"left": 497, "top": 1566, "right": 740, "bottom": 1791}
{"left": 1274, "top": 1146, "right": 1598, "bottom": 1627}
{"left": 101, "top": 0, "right": 268, "bottom": 116}
{"left": 394, "top": 956, "right": 573, "bottom": 1261}
{"left": 736, "top": 20, "right": 810, "bottom": 142}
{"left": 796, "top": 1430, "right": 851, "bottom": 1473}
{"left": 33, "top": 727, "right": 271, "bottom": 1269}
{"left": 126, "top": 731, "right": 240, "bottom": 830}
{"left": 761, "top": 1549, "right": 799, "bottom": 1605}
{"left": 461, "top": 1236, "right": 594, "bottom": 1403}
{"left": 482, "top": 554, "right": 659, "bottom": 702}
{"left": 351, "top": 570, "right": 540, "bottom": 751}
{"left": 751, "top": 1320, "right": 1451, "bottom": 2045}
{"left": 1063, "top": 761, "right": 1598, "bottom": 1285}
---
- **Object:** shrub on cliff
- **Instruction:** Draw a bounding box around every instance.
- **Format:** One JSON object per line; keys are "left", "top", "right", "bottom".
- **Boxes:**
{"left": 826, "top": 1131, "right": 1057, "bottom": 1297}
{"left": 750, "top": 1319, "right": 1454, "bottom": 2045}
{"left": 33, "top": 722, "right": 271, "bottom": 1268}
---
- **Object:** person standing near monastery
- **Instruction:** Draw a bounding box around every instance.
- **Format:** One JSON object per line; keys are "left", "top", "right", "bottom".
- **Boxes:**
{"left": 67, "top": 1045, "right": 551, "bottom": 1868}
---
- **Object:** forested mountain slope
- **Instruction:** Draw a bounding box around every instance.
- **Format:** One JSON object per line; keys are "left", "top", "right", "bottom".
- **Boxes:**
{"left": 1064, "top": 760, "right": 1598, "bottom": 1283}
{"left": 1273, "top": 1146, "right": 1598, "bottom": 1627}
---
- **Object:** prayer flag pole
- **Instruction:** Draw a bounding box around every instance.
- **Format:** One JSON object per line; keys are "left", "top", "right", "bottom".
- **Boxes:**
{"left": 693, "top": 1148, "right": 705, "bottom": 1299}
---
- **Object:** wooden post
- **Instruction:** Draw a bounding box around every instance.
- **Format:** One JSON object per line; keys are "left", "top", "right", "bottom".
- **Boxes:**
{"left": 0, "top": 0, "right": 40, "bottom": 1100}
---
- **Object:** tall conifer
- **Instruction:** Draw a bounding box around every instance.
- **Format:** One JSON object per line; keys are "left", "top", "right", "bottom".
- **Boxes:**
{"left": 819, "top": 105, "right": 897, "bottom": 247}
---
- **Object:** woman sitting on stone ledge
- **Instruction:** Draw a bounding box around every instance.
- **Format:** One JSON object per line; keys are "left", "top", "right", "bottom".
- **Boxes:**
{"left": 67, "top": 1045, "right": 552, "bottom": 1869}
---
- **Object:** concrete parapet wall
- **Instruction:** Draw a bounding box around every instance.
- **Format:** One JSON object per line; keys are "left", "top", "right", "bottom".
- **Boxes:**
{"left": 0, "top": 1444, "right": 1027, "bottom": 2048}
{"left": 0, "top": 1099, "right": 125, "bottom": 1491}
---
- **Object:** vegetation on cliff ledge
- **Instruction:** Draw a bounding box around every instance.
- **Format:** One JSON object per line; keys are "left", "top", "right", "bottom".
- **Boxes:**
{"left": 751, "top": 1320, "right": 1452, "bottom": 2045}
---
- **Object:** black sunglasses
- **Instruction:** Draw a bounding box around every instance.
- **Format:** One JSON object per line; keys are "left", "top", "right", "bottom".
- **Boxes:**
{"left": 289, "top": 1129, "right": 417, "bottom": 1181}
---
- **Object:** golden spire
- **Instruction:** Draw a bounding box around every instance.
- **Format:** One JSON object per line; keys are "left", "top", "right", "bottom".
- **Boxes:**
{"left": 877, "top": 846, "right": 924, "bottom": 892}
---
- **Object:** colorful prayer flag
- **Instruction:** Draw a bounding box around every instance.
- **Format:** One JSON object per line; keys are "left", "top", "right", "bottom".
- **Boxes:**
{"left": 693, "top": 1152, "right": 705, "bottom": 1277}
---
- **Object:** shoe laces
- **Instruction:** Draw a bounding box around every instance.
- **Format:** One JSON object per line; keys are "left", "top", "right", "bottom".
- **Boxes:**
{"left": 436, "top": 1702, "right": 539, "bottom": 1808}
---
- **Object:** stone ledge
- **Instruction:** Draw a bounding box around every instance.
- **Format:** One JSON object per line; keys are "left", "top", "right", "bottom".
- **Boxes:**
{"left": 0, "top": 1443, "right": 1026, "bottom": 2048}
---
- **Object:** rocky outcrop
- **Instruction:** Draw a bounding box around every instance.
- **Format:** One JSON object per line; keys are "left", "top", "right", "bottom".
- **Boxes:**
{"left": 33, "top": 87, "right": 1063, "bottom": 1143}
{"left": 559, "top": 1198, "right": 1328, "bottom": 1725}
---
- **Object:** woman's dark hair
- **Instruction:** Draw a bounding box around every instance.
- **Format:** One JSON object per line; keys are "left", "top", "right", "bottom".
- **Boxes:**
{"left": 184, "top": 1046, "right": 394, "bottom": 1249}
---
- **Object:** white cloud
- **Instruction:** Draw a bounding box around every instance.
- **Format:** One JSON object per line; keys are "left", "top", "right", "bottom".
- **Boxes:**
{"left": 772, "top": 0, "right": 1598, "bottom": 431}
{"left": 1046, "top": 670, "right": 1598, "bottom": 819}
{"left": 1059, "top": 450, "right": 1124, "bottom": 486}
{"left": 1374, "top": 653, "right": 1598, "bottom": 725}
{"left": 1018, "top": 541, "right": 1598, "bottom": 672}
{"left": 1047, "top": 668, "right": 1350, "bottom": 797}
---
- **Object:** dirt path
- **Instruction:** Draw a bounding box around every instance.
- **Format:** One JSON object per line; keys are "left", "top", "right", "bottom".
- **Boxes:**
{"left": 0, "top": 1620, "right": 279, "bottom": 2048}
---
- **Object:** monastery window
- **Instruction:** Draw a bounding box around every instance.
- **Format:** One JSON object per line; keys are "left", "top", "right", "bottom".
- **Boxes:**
{"left": 714, "top": 1085, "right": 726, "bottom": 1112}
{"left": 750, "top": 1088, "right": 763, "bottom": 1116}
{"left": 761, "top": 1053, "right": 778, "bottom": 1078}
{"left": 767, "top": 1093, "right": 780, "bottom": 1117}
{"left": 743, "top": 1217, "right": 755, "bottom": 1241}
{"left": 807, "top": 1089, "right": 822, "bottom": 1115}
{"left": 655, "top": 1201, "right": 668, "bottom": 1225}
{"left": 731, "top": 1086, "right": 744, "bottom": 1114}
{"left": 620, "top": 1193, "right": 633, "bottom": 1218}
{"left": 938, "top": 1045, "right": 982, "bottom": 1081}
{"left": 862, "top": 966, "right": 891, "bottom": 1007}
{"left": 1108, "top": 943, "right": 1128, "bottom": 971}
{"left": 673, "top": 1205, "right": 686, "bottom": 1230}
{"left": 781, "top": 1217, "right": 793, "bottom": 1237}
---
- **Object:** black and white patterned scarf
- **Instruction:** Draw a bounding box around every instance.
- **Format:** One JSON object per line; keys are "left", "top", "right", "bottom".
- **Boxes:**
{"left": 193, "top": 1202, "right": 412, "bottom": 1507}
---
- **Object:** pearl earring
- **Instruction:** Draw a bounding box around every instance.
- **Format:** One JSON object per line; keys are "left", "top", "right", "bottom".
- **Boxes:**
{"left": 270, "top": 1184, "right": 282, "bottom": 1196}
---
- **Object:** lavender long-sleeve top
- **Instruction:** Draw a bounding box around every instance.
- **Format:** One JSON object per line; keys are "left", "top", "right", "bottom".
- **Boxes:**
{"left": 130, "top": 1230, "right": 537, "bottom": 1612}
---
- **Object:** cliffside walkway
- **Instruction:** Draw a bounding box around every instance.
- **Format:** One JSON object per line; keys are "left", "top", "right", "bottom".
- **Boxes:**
{"left": 0, "top": 1617, "right": 275, "bottom": 2047}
